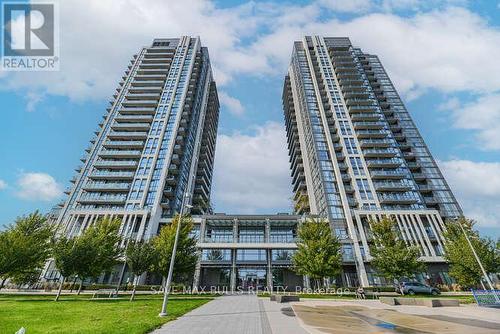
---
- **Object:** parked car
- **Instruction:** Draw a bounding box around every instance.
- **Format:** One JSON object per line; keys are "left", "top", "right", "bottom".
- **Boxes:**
{"left": 398, "top": 282, "right": 440, "bottom": 295}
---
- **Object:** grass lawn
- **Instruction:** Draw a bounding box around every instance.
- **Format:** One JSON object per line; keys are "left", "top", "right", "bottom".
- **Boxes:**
{"left": 0, "top": 294, "right": 213, "bottom": 334}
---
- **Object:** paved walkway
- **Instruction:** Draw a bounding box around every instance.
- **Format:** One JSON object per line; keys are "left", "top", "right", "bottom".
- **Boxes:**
{"left": 291, "top": 299, "right": 500, "bottom": 334}
{"left": 152, "top": 294, "right": 308, "bottom": 334}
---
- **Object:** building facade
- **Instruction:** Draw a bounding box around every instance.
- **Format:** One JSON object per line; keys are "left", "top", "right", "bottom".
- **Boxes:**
{"left": 43, "top": 35, "right": 461, "bottom": 289}
{"left": 283, "top": 36, "right": 461, "bottom": 287}
{"left": 184, "top": 214, "right": 304, "bottom": 292}
{"left": 45, "top": 36, "right": 219, "bottom": 279}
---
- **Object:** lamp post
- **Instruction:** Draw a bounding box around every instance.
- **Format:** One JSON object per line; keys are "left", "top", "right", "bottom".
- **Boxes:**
{"left": 457, "top": 219, "right": 495, "bottom": 291}
{"left": 159, "top": 192, "right": 192, "bottom": 317}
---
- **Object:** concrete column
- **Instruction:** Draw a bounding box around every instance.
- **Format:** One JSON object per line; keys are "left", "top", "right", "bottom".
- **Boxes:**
{"left": 400, "top": 215, "right": 417, "bottom": 245}
{"left": 192, "top": 251, "right": 202, "bottom": 292}
{"left": 427, "top": 214, "right": 444, "bottom": 251}
{"left": 266, "top": 249, "right": 272, "bottom": 292}
{"left": 81, "top": 214, "right": 90, "bottom": 233}
{"left": 434, "top": 214, "right": 446, "bottom": 231}
{"left": 349, "top": 214, "right": 370, "bottom": 287}
{"left": 396, "top": 215, "right": 413, "bottom": 245}
{"left": 265, "top": 219, "right": 270, "bottom": 243}
{"left": 233, "top": 218, "right": 238, "bottom": 243}
{"left": 199, "top": 218, "right": 206, "bottom": 243}
{"left": 394, "top": 215, "right": 409, "bottom": 244}
{"left": 136, "top": 215, "right": 148, "bottom": 242}
{"left": 415, "top": 215, "right": 435, "bottom": 257}
{"left": 230, "top": 249, "right": 237, "bottom": 293}
{"left": 354, "top": 215, "right": 370, "bottom": 259}
{"left": 407, "top": 214, "right": 428, "bottom": 256}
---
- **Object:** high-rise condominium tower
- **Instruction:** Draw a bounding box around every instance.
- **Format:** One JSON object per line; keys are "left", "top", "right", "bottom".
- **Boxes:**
{"left": 283, "top": 36, "right": 462, "bottom": 286}
{"left": 53, "top": 36, "right": 219, "bottom": 244}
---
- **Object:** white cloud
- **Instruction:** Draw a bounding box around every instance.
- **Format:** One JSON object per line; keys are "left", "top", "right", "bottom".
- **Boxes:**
{"left": 211, "top": 122, "right": 292, "bottom": 213}
{"left": 439, "top": 160, "right": 500, "bottom": 228}
{"left": 254, "top": 7, "right": 500, "bottom": 98}
{"left": 25, "top": 92, "right": 44, "bottom": 112}
{"left": 218, "top": 91, "right": 244, "bottom": 116}
{"left": 2, "top": 2, "right": 499, "bottom": 105}
{"left": 0, "top": 179, "right": 7, "bottom": 190}
{"left": 16, "top": 172, "right": 63, "bottom": 201}
{"left": 444, "top": 94, "right": 500, "bottom": 150}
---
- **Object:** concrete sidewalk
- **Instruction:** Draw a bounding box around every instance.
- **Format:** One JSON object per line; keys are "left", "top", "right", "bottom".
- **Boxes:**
{"left": 151, "top": 294, "right": 308, "bottom": 334}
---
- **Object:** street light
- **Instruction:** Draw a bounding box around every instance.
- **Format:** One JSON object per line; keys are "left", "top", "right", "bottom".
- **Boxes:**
{"left": 159, "top": 192, "right": 192, "bottom": 317}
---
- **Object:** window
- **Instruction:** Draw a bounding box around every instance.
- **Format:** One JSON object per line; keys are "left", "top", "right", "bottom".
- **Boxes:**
{"left": 349, "top": 157, "right": 365, "bottom": 176}
{"left": 335, "top": 227, "right": 348, "bottom": 239}
{"left": 356, "top": 179, "right": 374, "bottom": 200}
{"left": 344, "top": 138, "right": 358, "bottom": 154}
{"left": 339, "top": 121, "right": 352, "bottom": 135}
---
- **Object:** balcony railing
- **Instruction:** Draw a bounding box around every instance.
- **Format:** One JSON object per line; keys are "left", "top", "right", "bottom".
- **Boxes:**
{"left": 379, "top": 193, "right": 419, "bottom": 204}
{"left": 362, "top": 148, "right": 398, "bottom": 157}
{"left": 366, "top": 158, "right": 402, "bottom": 168}
{"left": 82, "top": 182, "right": 130, "bottom": 191}
{"left": 370, "top": 170, "right": 406, "bottom": 178}
{"left": 78, "top": 194, "right": 127, "bottom": 203}
{"left": 99, "top": 149, "right": 142, "bottom": 157}
{"left": 89, "top": 171, "right": 135, "bottom": 178}
{"left": 374, "top": 181, "right": 412, "bottom": 191}
{"left": 94, "top": 160, "right": 138, "bottom": 168}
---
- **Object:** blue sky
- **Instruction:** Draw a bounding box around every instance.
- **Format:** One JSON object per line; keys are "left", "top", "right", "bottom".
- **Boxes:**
{"left": 0, "top": 0, "right": 499, "bottom": 238}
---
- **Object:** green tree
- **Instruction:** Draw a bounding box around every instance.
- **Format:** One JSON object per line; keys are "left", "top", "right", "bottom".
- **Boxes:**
{"left": 0, "top": 211, "right": 53, "bottom": 289}
{"left": 369, "top": 217, "right": 424, "bottom": 290}
{"left": 292, "top": 218, "right": 342, "bottom": 289}
{"left": 125, "top": 240, "right": 157, "bottom": 301}
{"left": 152, "top": 214, "right": 197, "bottom": 287}
{"left": 0, "top": 230, "right": 16, "bottom": 289}
{"left": 443, "top": 218, "right": 499, "bottom": 289}
{"left": 52, "top": 236, "right": 78, "bottom": 301}
{"left": 73, "top": 217, "right": 122, "bottom": 294}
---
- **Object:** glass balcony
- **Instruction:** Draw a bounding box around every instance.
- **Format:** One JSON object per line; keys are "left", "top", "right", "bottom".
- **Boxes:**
{"left": 350, "top": 113, "right": 381, "bottom": 121}
{"left": 362, "top": 148, "right": 398, "bottom": 157}
{"left": 102, "top": 140, "right": 144, "bottom": 148}
{"left": 378, "top": 193, "right": 419, "bottom": 204}
{"left": 125, "top": 93, "right": 161, "bottom": 101}
{"left": 78, "top": 194, "right": 127, "bottom": 203}
{"left": 366, "top": 158, "right": 402, "bottom": 168}
{"left": 111, "top": 123, "right": 150, "bottom": 130}
{"left": 82, "top": 182, "right": 130, "bottom": 191}
{"left": 118, "top": 105, "right": 157, "bottom": 114}
{"left": 370, "top": 170, "right": 406, "bottom": 179}
{"left": 130, "top": 80, "right": 165, "bottom": 87}
{"left": 107, "top": 131, "right": 148, "bottom": 139}
{"left": 93, "top": 160, "right": 138, "bottom": 168}
{"left": 99, "top": 149, "right": 142, "bottom": 158}
{"left": 374, "top": 181, "right": 412, "bottom": 192}
{"left": 359, "top": 139, "right": 393, "bottom": 148}
{"left": 89, "top": 171, "right": 135, "bottom": 179}
{"left": 353, "top": 121, "right": 385, "bottom": 130}
{"left": 356, "top": 129, "right": 389, "bottom": 138}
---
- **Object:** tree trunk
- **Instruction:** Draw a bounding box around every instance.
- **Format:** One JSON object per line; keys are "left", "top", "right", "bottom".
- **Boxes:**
{"left": 130, "top": 276, "right": 137, "bottom": 302}
{"left": 55, "top": 277, "right": 65, "bottom": 302}
{"left": 77, "top": 278, "right": 84, "bottom": 295}
{"left": 70, "top": 276, "right": 77, "bottom": 293}
{"left": 0, "top": 278, "right": 6, "bottom": 290}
